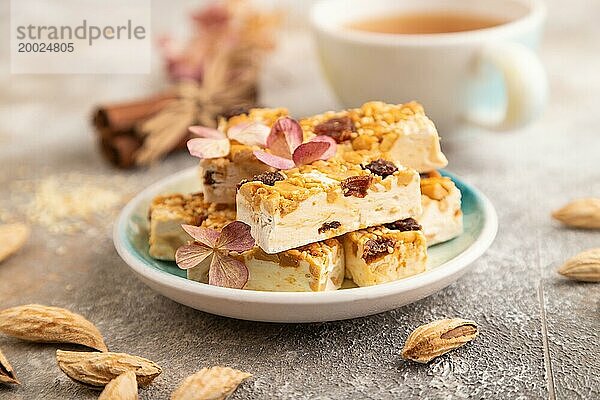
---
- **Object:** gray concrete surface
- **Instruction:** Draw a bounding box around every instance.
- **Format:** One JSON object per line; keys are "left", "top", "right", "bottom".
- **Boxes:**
{"left": 1, "top": 0, "right": 599, "bottom": 398}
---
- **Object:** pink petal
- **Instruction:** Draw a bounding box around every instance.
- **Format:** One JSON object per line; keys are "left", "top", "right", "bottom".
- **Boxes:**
{"left": 253, "top": 150, "right": 296, "bottom": 170}
{"left": 175, "top": 243, "right": 214, "bottom": 270}
{"left": 157, "top": 35, "right": 177, "bottom": 60}
{"left": 187, "top": 137, "right": 230, "bottom": 159}
{"left": 192, "top": 4, "right": 230, "bottom": 30}
{"left": 266, "top": 117, "right": 303, "bottom": 158}
{"left": 208, "top": 252, "right": 249, "bottom": 289}
{"left": 292, "top": 141, "right": 332, "bottom": 166}
{"left": 215, "top": 221, "right": 255, "bottom": 252}
{"left": 168, "top": 63, "right": 204, "bottom": 82}
{"left": 309, "top": 135, "right": 337, "bottom": 160}
{"left": 227, "top": 122, "right": 270, "bottom": 147}
{"left": 181, "top": 224, "right": 220, "bottom": 247}
{"left": 188, "top": 126, "right": 225, "bottom": 139}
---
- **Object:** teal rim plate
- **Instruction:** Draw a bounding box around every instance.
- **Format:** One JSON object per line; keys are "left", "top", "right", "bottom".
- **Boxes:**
{"left": 114, "top": 167, "right": 497, "bottom": 322}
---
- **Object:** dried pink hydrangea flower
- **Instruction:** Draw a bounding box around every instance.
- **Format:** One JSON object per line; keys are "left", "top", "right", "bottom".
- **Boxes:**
{"left": 175, "top": 221, "right": 255, "bottom": 289}
{"left": 159, "top": 3, "right": 231, "bottom": 82}
{"left": 186, "top": 122, "right": 270, "bottom": 159}
{"left": 253, "top": 117, "right": 336, "bottom": 169}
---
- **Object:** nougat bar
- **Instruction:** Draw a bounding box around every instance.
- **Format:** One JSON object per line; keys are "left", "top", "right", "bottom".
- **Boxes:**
{"left": 199, "top": 108, "right": 287, "bottom": 203}
{"left": 236, "top": 157, "right": 422, "bottom": 254}
{"left": 187, "top": 239, "right": 345, "bottom": 292}
{"left": 418, "top": 171, "right": 463, "bottom": 246}
{"left": 301, "top": 101, "right": 448, "bottom": 173}
{"left": 148, "top": 193, "right": 235, "bottom": 260}
{"left": 148, "top": 193, "right": 344, "bottom": 292}
{"left": 343, "top": 219, "right": 427, "bottom": 287}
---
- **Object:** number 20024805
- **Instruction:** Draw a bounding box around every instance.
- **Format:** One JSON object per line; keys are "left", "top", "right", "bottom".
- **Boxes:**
{"left": 18, "top": 42, "right": 74, "bottom": 52}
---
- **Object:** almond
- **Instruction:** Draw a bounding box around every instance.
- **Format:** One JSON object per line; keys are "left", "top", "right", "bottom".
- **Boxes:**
{"left": 552, "top": 198, "right": 600, "bottom": 229}
{"left": 558, "top": 248, "right": 600, "bottom": 282}
{"left": 402, "top": 318, "right": 478, "bottom": 363}
{"left": 98, "top": 371, "right": 138, "bottom": 400}
{"left": 0, "top": 223, "right": 30, "bottom": 263}
{"left": 171, "top": 366, "right": 251, "bottom": 400}
{"left": 0, "top": 304, "right": 107, "bottom": 352}
{"left": 56, "top": 350, "right": 161, "bottom": 389}
{"left": 0, "top": 347, "right": 19, "bottom": 385}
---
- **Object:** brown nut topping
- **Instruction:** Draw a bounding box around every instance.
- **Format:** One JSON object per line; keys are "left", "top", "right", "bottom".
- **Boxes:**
{"left": 314, "top": 116, "right": 355, "bottom": 143}
{"left": 341, "top": 175, "right": 373, "bottom": 198}
{"left": 203, "top": 170, "right": 219, "bottom": 185}
{"left": 194, "top": 213, "right": 208, "bottom": 227}
{"left": 363, "top": 159, "right": 398, "bottom": 178}
{"left": 362, "top": 237, "right": 395, "bottom": 263}
{"left": 419, "top": 170, "right": 442, "bottom": 179}
{"left": 220, "top": 105, "right": 251, "bottom": 120}
{"left": 384, "top": 218, "right": 422, "bottom": 232}
{"left": 318, "top": 221, "right": 341, "bottom": 234}
{"left": 239, "top": 171, "right": 284, "bottom": 188}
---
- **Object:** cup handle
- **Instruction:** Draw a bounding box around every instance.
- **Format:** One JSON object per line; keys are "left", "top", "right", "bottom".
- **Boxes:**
{"left": 466, "top": 42, "right": 548, "bottom": 131}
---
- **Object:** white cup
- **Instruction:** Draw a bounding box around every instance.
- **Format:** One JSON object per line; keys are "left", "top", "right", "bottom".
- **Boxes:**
{"left": 310, "top": 0, "right": 547, "bottom": 132}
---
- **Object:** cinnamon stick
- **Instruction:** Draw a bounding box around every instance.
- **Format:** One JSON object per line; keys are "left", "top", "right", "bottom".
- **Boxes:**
{"left": 93, "top": 92, "right": 175, "bottom": 139}
{"left": 93, "top": 93, "right": 176, "bottom": 168}
{"left": 92, "top": 91, "right": 257, "bottom": 168}
{"left": 99, "top": 135, "right": 143, "bottom": 169}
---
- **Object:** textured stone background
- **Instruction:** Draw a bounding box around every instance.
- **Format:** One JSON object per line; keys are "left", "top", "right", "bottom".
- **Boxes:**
{"left": 1, "top": 0, "right": 599, "bottom": 399}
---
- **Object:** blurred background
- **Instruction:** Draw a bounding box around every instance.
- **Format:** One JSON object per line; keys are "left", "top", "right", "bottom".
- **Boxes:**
{"left": 0, "top": 0, "right": 598, "bottom": 163}
{"left": 1, "top": 2, "right": 599, "bottom": 399}
{"left": 0, "top": 0, "right": 339, "bottom": 161}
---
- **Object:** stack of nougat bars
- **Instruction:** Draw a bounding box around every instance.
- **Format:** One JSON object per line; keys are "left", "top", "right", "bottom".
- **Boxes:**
{"left": 148, "top": 102, "right": 463, "bottom": 291}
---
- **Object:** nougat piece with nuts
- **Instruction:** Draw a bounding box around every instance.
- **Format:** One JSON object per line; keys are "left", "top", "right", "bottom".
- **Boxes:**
{"left": 418, "top": 171, "right": 463, "bottom": 246}
{"left": 343, "top": 219, "right": 428, "bottom": 287}
{"left": 148, "top": 193, "right": 235, "bottom": 261}
{"left": 199, "top": 108, "right": 287, "bottom": 204}
{"left": 188, "top": 239, "right": 345, "bottom": 292}
{"left": 241, "top": 240, "right": 345, "bottom": 292}
{"left": 149, "top": 192, "right": 344, "bottom": 291}
{"left": 236, "top": 157, "right": 422, "bottom": 254}
{"left": 301, "top": 101, "right": 448, "bottom": 173}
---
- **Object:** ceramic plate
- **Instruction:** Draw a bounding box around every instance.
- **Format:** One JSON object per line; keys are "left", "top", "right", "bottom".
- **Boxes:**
{"left": 114, "top": 167, "right": 497, "bottom": 323}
